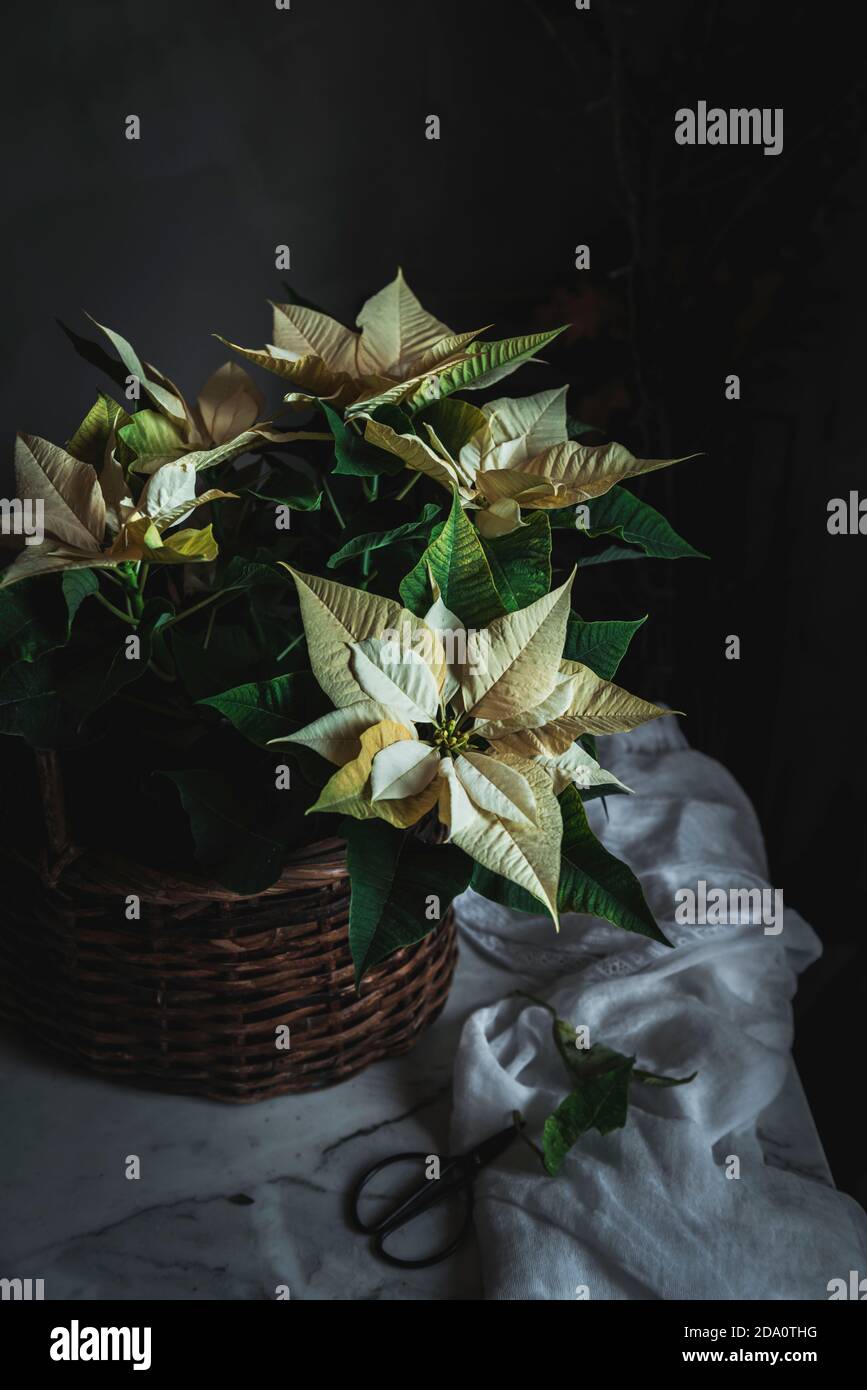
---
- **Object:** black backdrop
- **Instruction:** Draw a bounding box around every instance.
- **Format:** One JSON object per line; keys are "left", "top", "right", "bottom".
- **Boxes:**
{"left": 2, "top": 0, "right": 865, "bottom": 1198}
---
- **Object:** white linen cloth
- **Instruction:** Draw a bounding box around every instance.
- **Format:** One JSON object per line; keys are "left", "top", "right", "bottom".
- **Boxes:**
{"left": 450, "top": 718, "right": 867, "bottom": 1300}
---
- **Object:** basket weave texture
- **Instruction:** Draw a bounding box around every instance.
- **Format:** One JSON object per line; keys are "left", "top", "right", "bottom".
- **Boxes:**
{"left": 0, "top": 753, "right": 457, "bottom": 1102}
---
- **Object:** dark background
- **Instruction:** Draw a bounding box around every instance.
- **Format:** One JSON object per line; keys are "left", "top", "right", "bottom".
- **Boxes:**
{"left": 2, "top": 0, "right": 865, "bottom": 1197}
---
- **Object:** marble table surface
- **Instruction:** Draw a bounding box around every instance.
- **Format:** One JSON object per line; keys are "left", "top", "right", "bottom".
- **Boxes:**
{"left": 0, "top": 920, "right": 834, "bottom": 1302}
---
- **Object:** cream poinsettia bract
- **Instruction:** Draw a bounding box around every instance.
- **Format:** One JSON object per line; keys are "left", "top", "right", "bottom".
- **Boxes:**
{"left": 216, "top": 268, "right": 542, "bottom": 413}
{"left": 0, "top": 433, "right": 235, "bottom": 587}
{"left": 274, "top": 567, "right": 669, "bottom": 925}
{"left": 363, "top": 385, "right": 692, "bottom": 537}
{"left": 89, "top": 316, "right": 324, "bottom": 475}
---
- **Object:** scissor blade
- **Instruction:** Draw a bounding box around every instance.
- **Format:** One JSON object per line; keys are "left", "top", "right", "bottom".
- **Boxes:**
{"left": 467, "top": 1121, "right": 523, "bottom": 1170}
{"left": 376, "top": 1160, "right": 469, "bottom": 1239}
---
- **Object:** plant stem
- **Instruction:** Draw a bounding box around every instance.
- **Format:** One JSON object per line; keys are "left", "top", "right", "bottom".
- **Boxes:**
{"left": 203, "top": 605, "right": 218, "bottom": 651}
{"left": 94, "top": 590, "right": 139, "bottom": 626}
{"left": 161, "top": 588, "right": 241, "bottom": 632}
{"left": 276, "top": 631, "right": 305, "bottom": 662}
{"left": 395, "top": 471, "right": 421, "bottom": 502}
{"left": 321, "top": 473, "right": 347, "bottom": 529}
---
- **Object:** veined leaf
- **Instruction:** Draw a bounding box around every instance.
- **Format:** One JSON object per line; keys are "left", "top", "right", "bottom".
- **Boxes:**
{"left": 399, "top": 492, "right": 506, "bottom": 628}
{"left": 343, "top": 817, "right": 472, "bottom": 987}
{"left": 161, "top": 769, "right": 287, "bottom": 895}
{"left": 479, "top": 511, "right": 552, "bottom": 612}
{"left": 404, "top": 328, "right": 566, "bottom": 410}
{"left": 472, "top": 785, "right": 670, "bottom": 945}
{"left": 119, "top": 410, "right": 187, "bottom": 467}
{"left": 542, "top": 1058, "right": 634, "bottom": 1175}
{"left": 323, "top": 402, "right": 405, "bottom": 477}
{"left": 554, "top": 786, "right": 670, "bottom": 943}
{"left": 327, "top": 503, "right": 442, "bottom": 570}
{"left": 66, "top": 394, "right": 132, "bottom": 468}
{"left": 581, "top": 484, "right": 707, "bottom": 560}
{"left": 563, "top": 613, "right": 646, "bottom": 680}
{"left": 200, "top": 671, "right": 327, "bottom": 746}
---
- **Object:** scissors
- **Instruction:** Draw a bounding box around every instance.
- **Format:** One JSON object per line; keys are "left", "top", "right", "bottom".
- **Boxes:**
{"left": 349, "top": 1116, "right": 524, "bottom": 1269}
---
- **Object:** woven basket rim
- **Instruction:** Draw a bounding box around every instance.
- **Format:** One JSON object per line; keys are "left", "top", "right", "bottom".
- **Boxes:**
{"left": 58, "top": 835, "right": 348, "bottom": 903}
{"left": 29, "top": 747, "right": 347, "bottom": 902}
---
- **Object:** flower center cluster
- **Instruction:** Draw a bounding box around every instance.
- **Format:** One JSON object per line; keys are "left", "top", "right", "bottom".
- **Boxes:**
{"left": 432, "top": 715, "right": 470, "bottom": 754}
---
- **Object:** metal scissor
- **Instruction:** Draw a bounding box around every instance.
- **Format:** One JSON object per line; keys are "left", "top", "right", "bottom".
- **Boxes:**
{"left": 349, "top": 1116, "right": 523, "bottom": 1269}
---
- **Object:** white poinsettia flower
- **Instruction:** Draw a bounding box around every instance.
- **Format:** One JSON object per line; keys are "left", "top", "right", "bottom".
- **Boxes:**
{"left": 0, "top": 437, "right": 236, "bottom": 588}
{"left": 270, "top": 567, "right": 672, "bottom": 925}
{"left": 217, "top": 269, "right": 485, "bottom": 413}
{"left": 87, "top": 316, "right": 324, "bottom": 476}
{"left": 217, "top": 270, "right": 562, "bottom": 417}
{"left": 364, "top": 385, "right": 692, "bottom": 537}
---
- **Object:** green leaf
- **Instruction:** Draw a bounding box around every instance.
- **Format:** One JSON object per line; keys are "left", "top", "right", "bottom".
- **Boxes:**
{"left": 633, "top": 1067, "right": 698, "bottom": 1087}
{"left": 66, "top": 394, "right": 132, "bottom": 466}
{"left": 0, "top": 654, "right": 80, "bottom": 747}
{"left": 62, "top": 569, "right": 99, "bottom": 628}
{"left": 323, "top": 402, "right": 404, "bottom": 477}
{"left": 555, "top": 787, "right": 671, "bottom": 943}
{"left": 200, "top": 671, "right": 327, "bottom": 746}
{"left": 542, "top": 1057, "right": 634, "bottom": 1176}
{"left": 534, "top": 1009, "right": 696, "bottom": 1174}
{"left": 160, "top": 769, "right": 287, "bottom": 894}
{"left": 413, "top": 397, "right": 488, "bottom": 456}
{"left": 326, "top": 503, "right": 441, "bottom": 570}
{"left": 220, "top": 554, "right": 290, "bottom": 593}
{"left": 62, "top": 597, "right": 175, "bottom": 715}
{"left": 563, "top": 613, "right": 646, "bottom": 680}
{"left": 479, "top": 511, "right": 552, "bottom": 612}
{"left": 247, "top": 459, "right": 322, "bottom": 511}
{"left": 566, "top": 416, "right": 602, "bottom": 441}
{"left": 405, "top": 328, "right": 566, "bottom": 411}
{"left": 575, "top": 544, "right": 646, "bottom": 567}
{"left": 399, "top": 492, "right": 506, "bottom": 627}
{"left": 118, "top": 409, "right": 187, "bottom": 466}
{"left": 0, "top": 571, "right": 98, "bottom": 665}
{"left": 343, "top": 818, "right": 471, "bottom": 987}
{"left": 582, "top": 485, "right": 706, "bottom": 560}
{"left": 471, "top": 786, "right": 670, "bottom": 945}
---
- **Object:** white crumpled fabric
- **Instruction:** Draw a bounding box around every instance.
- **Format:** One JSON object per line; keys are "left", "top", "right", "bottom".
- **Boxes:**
{"left": 450, "top": 718, "right": 867, "bottom": 1300}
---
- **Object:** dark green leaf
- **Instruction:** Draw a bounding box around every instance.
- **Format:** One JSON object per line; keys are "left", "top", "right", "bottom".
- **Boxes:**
{"left": 633, "top": 1067, "right": 698, "bottom": 1087}
{"left": 200, "top": 671, "right": 327, "bottom": 747}
{"left": 0, "top": 654, "right": 80, "bottom": 747}
{"left": 62, "top": 597, "right": 175, "bottom": 715}
{"left": 343, "top": 818, "right": 472, "bottom": 987}
{"left": 542, "top": 1057, "right": 634, "bottom": 1176}
{"left": 555, "top": 787, "right": 671, "bottom": 944}
{"left": 160, "top": 769, "right": 287, "bottom": 894}
{"left": 472, "top": 787, "right": 671, "bottom": 945}
{"left": 246, "top": 458, "right": 322, "bottom": 511}
{"left": 327, "top": 503, "right": 441, "bottom": 569}
{"left": 563, "top": 613, "right": 646, "bottom": 680}
{"left": 323, "top": 402, "right": 405, "bottom": 477}
{"left": 582, "top": 485, "right": 707, "bottom": 560}
{"left": 399, "top": 492, "right": 506, "bottom": 627}
{"left": 479, "top": 512, "right": 552, "bottom": 611}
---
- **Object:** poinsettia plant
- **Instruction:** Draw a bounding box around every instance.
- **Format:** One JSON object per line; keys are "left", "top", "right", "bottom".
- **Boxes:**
{"left": 0, "top": 271, "right": 703, "bottom": 985}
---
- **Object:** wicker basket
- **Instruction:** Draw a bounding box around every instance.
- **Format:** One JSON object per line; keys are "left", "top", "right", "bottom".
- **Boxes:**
{"left": 0, "top": 752, "right": 458, "bottom": 1102}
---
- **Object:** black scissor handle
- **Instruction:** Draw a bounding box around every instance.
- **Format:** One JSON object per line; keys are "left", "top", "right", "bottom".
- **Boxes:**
{"left": 350, "top": 1151, "right": 435, "bottom": 1234}
{"left": 350, "top": 1151, "right": 475, "bottom": 1269}
{"left": 374, "top": 1186, "right": 474, "bottom": 1270}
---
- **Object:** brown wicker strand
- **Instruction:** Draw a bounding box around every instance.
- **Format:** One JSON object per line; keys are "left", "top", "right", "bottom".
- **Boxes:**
{"left": 0, "top": 752, "right": 458, "bottom": 1101}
